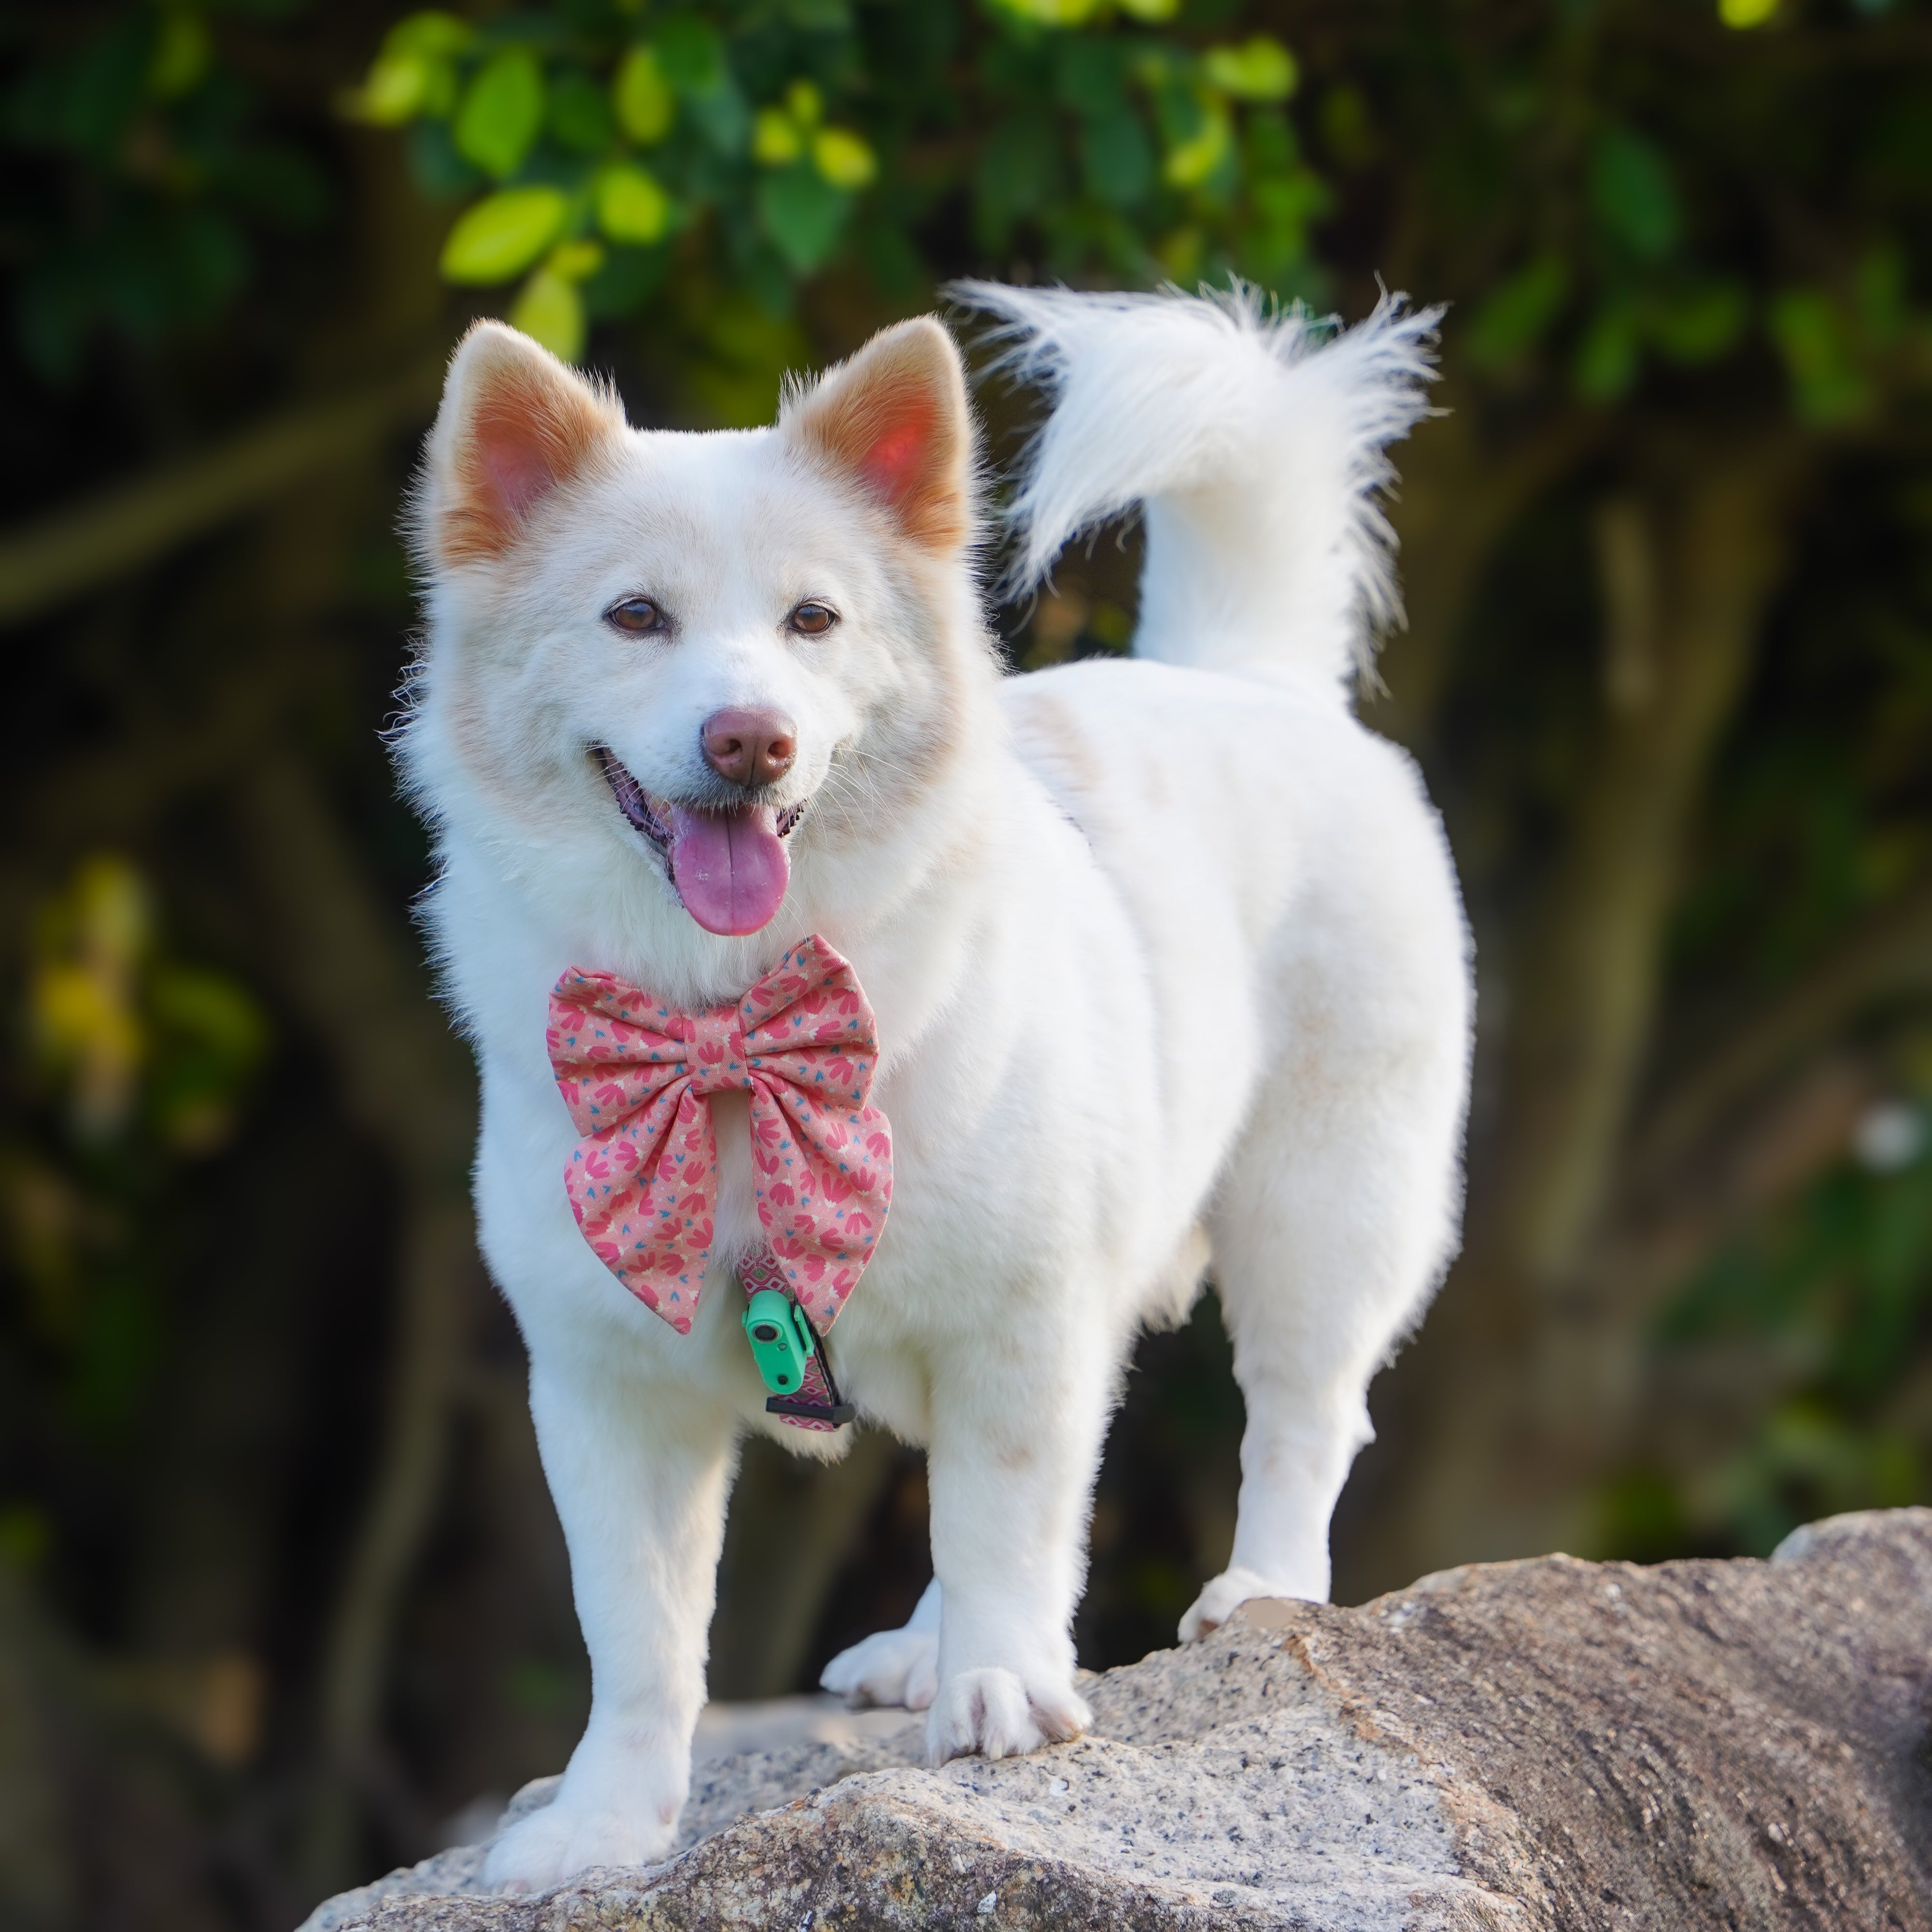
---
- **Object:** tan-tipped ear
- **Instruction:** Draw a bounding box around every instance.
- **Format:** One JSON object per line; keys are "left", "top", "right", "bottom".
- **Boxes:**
{"left": 782, "top": 317, "right": 973, "bottom": 554}
{"left": 422, "top": 320, "right": 626, "bottom": 565}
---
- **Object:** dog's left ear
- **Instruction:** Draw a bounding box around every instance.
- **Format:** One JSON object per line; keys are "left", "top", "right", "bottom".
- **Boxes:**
{"left": 782, "top": 317, "right": 973, "bottom": 555}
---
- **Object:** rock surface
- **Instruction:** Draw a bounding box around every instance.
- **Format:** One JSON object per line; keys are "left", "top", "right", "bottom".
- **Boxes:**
{"left": 301, "top": 1508, "right": 1932, "bottom": 1931}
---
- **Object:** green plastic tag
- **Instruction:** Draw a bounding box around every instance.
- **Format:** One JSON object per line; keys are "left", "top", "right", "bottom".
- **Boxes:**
{"left": 742, "top": 1287, "right": 815, "bottom": 1395}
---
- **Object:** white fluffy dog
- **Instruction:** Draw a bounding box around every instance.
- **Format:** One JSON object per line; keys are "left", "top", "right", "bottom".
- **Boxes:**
{"left": 399, "top": 283, "right": 1472, "bottom": 1889}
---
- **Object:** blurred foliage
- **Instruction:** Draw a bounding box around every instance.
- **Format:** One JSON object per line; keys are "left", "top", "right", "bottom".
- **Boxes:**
{"left": 343, "top": 0, "right": 1319, "bottom": 379}
{"left": 3, "top": 0, "right": 1932, "bottom": 1927}
{"left": 1, "top": 0, "right": 332, "bottom": 385}
{"left": 5, "top": 856, "right": 266, "bottom": 1457}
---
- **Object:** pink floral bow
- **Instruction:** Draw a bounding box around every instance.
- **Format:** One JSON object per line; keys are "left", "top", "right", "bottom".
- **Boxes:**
{"left": 546, "top": 936, "right": 892, "bottom": 1335}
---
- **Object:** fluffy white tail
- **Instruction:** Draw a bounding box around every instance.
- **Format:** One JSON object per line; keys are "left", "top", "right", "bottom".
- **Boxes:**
{"left": 955, "top": 282, "right": 1440, "bottom": 700}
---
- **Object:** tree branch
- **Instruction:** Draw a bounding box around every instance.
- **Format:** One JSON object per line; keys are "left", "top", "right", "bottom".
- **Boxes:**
{"left": 227, "top": 747, "right": 479, "bottom": 1892}
{"left": 1626, "top": 870, "right": 1932, "bottom": 1190}
{"left": 0, "top": 354, "right": 444, "bottom": 630}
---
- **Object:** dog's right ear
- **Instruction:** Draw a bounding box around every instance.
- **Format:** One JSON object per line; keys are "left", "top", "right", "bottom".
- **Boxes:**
{"left": 417, "top": 320, "right": 625, "bottom": 568}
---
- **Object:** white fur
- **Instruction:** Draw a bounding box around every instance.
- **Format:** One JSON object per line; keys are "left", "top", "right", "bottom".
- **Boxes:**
{"left": 400, "top": 286, "right": 1471, "bottom": 1890}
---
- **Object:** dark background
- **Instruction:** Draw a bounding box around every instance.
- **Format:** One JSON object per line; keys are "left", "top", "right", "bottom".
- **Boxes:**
{"left": 3, "top": 1, "right": 1931, "bottom": 1927}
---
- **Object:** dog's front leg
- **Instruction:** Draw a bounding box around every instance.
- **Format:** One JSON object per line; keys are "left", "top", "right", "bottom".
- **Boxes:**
{"left": 485, "top": 1354, "right": 734, "bottom": 1890}
{"left": 922, "top": 1329, "right": 1106, "bottom": 1763}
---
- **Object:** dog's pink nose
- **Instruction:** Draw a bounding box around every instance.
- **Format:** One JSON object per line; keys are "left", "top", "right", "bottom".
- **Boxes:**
{"left": 701, "top": 707, "right": 797, "bottom": 787}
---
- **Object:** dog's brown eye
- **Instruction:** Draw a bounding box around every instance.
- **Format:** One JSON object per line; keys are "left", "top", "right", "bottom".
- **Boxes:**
{"left": 606, "top": 596, "right": 666, "bottom": 635}
{"left": 788, "top": 601, "right": 838, "bottom": 637}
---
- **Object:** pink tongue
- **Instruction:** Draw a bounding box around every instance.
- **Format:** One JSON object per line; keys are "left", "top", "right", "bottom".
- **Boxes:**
{"left": 667, "top": 805, "right": 790, "bottom": 936}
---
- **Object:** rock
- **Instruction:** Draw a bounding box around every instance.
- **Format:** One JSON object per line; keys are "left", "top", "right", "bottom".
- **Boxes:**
{"left": 299, "top": 1508, "right": 1932, "bottom": 1931}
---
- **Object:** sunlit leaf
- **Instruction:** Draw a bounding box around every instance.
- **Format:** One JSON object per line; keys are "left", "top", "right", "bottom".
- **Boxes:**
{"left": 597, "top": 163, "right": 670, "bottom": 244}
{"left": 455, "top": 47, "right": 546, "bottom": 180}
{"left": 990, "top": 0, "right": 1102, "bottom": 22}
{"left": 383, "top": 11, "right": 474, "bottom": 60}
{"left": 1719, "top": 0, "right": 1778, "bottom": 26}
{"left": 1164, "top": 98, "right": 1233, "bottom": 189}
{"left": 811, "top": 128, "right": 876, "bottom": 190}
{"left": 754, "top": 106, "right": 804, "bottom": 166}
{"left": 548, "top": 239, "right": 605, "bottom": 281}
{"left": 510, "top": 265, "right": 586, "bottom": 361}
{"left": 354, "top": 52, "right": 455, "bottom": 126}
{"left": 613, "top": 45, "right": 674, "bottom": 144}
{"left": 1201, "top": 38, "right": 1298, "bottom": 103}
{"left": 439, "top": 186, "right": 567, "bottom": 283}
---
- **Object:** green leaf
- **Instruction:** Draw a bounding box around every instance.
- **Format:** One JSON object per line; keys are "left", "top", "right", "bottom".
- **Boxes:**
{"left": 657, "top": 18, "right": 729, "bottom": 96}
{"left": 1164, "top": 97, "right": 1233, "bottom": 190}
{"left": 613, "top": 45, "right": 674, "bottom": 144}
{"left": 991, "top": 0, "right": 1102, "bottom": 21}
{"left": 1574, "top": 302, "right": 1640, "bottom": 400}
{"left": 149, "top": 969, "right": 268, "bottom": 1074}
{"left": 1590, "top": 129, "right": 1681, "bottom": 261}
{"left": 651, "top": 19, "right": 745, "bottom": 151}
{"left": 1769, "top": 288, "right": 1872, "bottom": 423}
{"left": 1080, "top": 108, "right": 1154, "bottom": 208}
{"left": 407, "top": 118, "right": 484, "bottom": 199}
{"left": 1055, "top": 39, "right": 1127, "bottom": 120}
{"left": 811, "top": 128, "right": 877, "bottom": 190}
{"left": 974, "top": 112, "right": 1063, "bottom": 247}
{"left": 754, "top": 106, "right": 805, "bottom": 166}
{"left": 383, "top": 12, "right": 474, "bottom": 60}
{"left": 440, "top": 187, "right": 568, "bottom": 283}
{"left": 549, "top": 68, "right": 614, "bottom": 155}
{"left": 1644, "top": 280, "right": 1746, "bottom": 364}
{"left": 356, "top": 52, "right": 455, "bottom": 126}
{"left": 597, "top": 163, "right": 671, "bottom": 245}
{"left": 148, "top": 14, "right": 210, "bottom": 100}
{"left": 455, "top": 47, "right": 546, "bottom": 181}
{"left": 511, "top": 267, "right": 586, "bottom": 361}
{"left": 582, "top": 244, "right": 668, "bottom": 321}
{"left": 756, "top": 163, "right": 851, "bottom": 274}
{"left": 1467, "top": 255, "right": 1569, "bottom": 369}
{"left": 1201, "top": 37, "right": 1298, "bottom": 103}
{"left": 1855, "top": 247, "right": 1906, "bottom": 346}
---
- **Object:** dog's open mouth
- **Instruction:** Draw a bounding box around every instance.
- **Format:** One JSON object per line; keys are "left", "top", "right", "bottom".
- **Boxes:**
{"left": 595, "top": 747, "right": 805, "bottom": 937}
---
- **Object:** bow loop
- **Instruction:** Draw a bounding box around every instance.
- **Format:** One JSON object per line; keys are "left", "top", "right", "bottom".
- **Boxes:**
{"left": 546, "top": 936, "right": 892, "bottom": 1335}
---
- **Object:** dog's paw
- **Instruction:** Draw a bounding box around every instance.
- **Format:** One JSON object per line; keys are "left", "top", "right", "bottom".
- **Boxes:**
{"left": 820, "top": 1625, "right": 940, "bottom": 1711}
{"left": 925, "top": 1667, "right": 1091, "bottom": 1764}
{"left": 1179, "top": 1564, "right": 1309, "bottom": 1643}
{"left": 483, "top": 1791, "right": 676, "bottom": 1893}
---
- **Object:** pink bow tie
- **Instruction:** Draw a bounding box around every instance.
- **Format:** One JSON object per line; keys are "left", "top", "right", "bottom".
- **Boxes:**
{"left": 546, "top": 936, "right": 893, "bottom": 1336}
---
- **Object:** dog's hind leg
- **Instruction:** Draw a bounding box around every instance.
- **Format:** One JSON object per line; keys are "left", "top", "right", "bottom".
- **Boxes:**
{"left": 1181, "top": 926, "right": 1467, "bottom": 1636}
{"left": 820, "top": 1574, "right": 940, "bottom": 1710}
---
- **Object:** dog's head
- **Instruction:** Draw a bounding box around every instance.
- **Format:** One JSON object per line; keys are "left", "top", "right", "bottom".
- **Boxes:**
{"left": 401, "top": 315, "right": 991, "bottom": 957}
